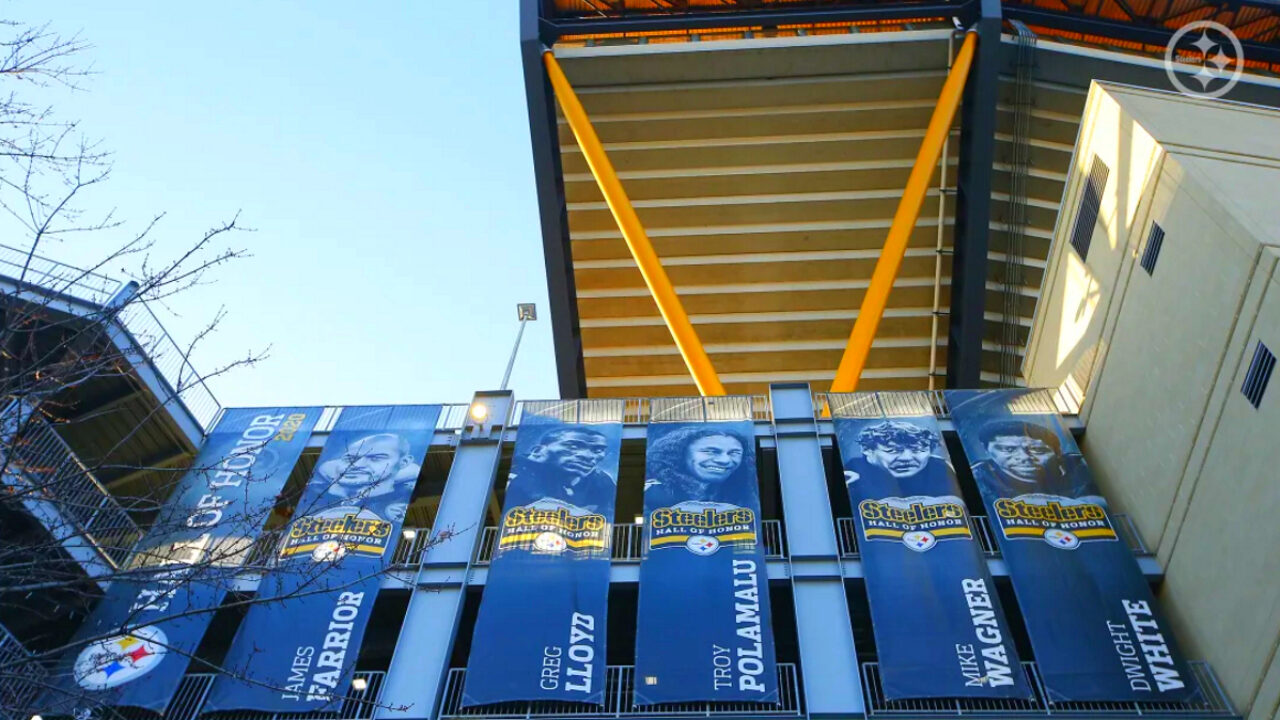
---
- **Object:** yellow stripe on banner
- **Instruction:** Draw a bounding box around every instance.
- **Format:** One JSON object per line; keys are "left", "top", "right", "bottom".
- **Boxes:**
{"left": 279, "top": 542, "right": 387, "bottom": 557}
{"left": 651, "top": 533, "right": 758, "bottom": 547}
{"left": 719, "top": 532, "right": 757, "bottom": 543}
{"left": 1002, "top": 527, "right": 1048, "bottom": 537}
{"left": 1075, "top": 528, "right": 1119, "bottom": 539}
{"left": 499, "top": 532, "right": 607, "bottom": 549}
{"left": 933, "top": 527, "right": 974, "bottom": 538}
{"left": 650, "top": 535, "right": 691, "bottom": 546}
{"left": 864, "top": 529, "right": 906, "bottom": 539}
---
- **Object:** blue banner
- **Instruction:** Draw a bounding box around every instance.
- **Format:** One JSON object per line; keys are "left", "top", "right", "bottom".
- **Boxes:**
{"left": 204, "top": 404, "right": 441, "bottom": 712}
{"left": 946, "top": 389, "right": 1195, "bottom": 703}
{"left": 634, "top": 420, "right": 778, "bottom": 706}
{"left": 463, "top": 401, "right": 623, "bottom": 706}
{"left": 832, "top": 392, "right": 1031, "bottom": 700}
{"left": 44, "top": 408, "right": 320, "bottom": 714}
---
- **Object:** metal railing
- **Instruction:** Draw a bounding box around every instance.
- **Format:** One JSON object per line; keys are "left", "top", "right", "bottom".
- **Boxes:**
{"left": 1, "top": 402, "right": 142, "bottom": 568}
{"left": 474, "top": 519, "right": 786, "bottom": 565}
{"left": 439, "top": 663, "right": 802, "bottom": 718}
{"left": 245, "top": 527, "right": 433, "bottom": 570}
{"left": 816, "top": 387, "right": 1083, "bottom": 420}
{"left": 0, "top": 623, "right": 47, "bottom": 717}
{"left": 837, "top": 513, "right": 1149, "bottom": 559}
{"left": 123, "top": 670, "right": 386, "bottom": 720}
{"left": 862, "top": 661, "right": 1235, "bottom": 717}
{"left": 0, "top": 242, "right": 222, "bottom": 430}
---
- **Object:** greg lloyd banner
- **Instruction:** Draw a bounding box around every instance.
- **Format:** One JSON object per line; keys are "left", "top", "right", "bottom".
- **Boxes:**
{"left": 205, "top": 404, "right": 440, "bottom": 713}
{"left": 45, "top": 407, "right": 320, "bottom": 714}
{"left": 831, "top": 392, "right": 1031, "bottom": 701}
{"left": 946, "top": 389, "right": 1195, "bottom": 703}
{"left": 463, "top": 399, "right": 624, "bottom": 707}
{"left": 634, "top": 399, "right": 778, "bottom": 706}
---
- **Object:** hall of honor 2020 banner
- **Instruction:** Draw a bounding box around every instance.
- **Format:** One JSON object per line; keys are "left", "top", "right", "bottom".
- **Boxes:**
{"left": 205, "top": 404, "right": 441, "bottom": 712}
{"left": 463, "top": 400, "right": 624, "bottom": 706}
{"left": 634, "top": 417, "right": 778, "bottom": 706}
{"left": 45, "top": 407, "right": 321, "bottom": 714}
{"left": 831, "top": 392, "right": 1031, "bottom": 700}
{"left": 947, "top": 389, "right": 1195, "bottom": 703}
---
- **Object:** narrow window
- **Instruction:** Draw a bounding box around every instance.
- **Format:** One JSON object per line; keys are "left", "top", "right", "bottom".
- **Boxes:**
{"left": 1140, "top": 222, "right": 1165, "bottom": 276}
{"left": 1068, "top": 155, "right": 1110, "bottom": 261}
{"left": 1242, "top": 341, "right": 1275, "bottom": 409}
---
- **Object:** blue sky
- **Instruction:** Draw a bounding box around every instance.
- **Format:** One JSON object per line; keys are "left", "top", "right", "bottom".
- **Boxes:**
{"left": 5, "top": 2, "right": 562, "bottom": 407}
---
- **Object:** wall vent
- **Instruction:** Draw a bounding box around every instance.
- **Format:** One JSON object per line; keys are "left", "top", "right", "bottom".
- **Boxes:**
{"left": 1242, "top": 341, "right": 1275, "bottom": 409}
{"left": 1140, "top": 222, "right": 1165, "bottom": 275}
{"left": 1068, "top": 155, "right": 1110, "bottom": 261}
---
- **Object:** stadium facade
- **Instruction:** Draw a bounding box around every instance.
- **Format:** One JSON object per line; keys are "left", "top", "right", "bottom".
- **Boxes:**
{"left": 2, "top": 3, "right": 1280, "bottom": 720}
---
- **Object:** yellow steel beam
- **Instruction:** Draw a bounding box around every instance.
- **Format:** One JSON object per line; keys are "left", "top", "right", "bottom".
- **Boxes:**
{"left": 830, "top": 30, "right": 979, "bottom": 393}
{"left": 543, "top": 51, "right": 726, "bottom": 397}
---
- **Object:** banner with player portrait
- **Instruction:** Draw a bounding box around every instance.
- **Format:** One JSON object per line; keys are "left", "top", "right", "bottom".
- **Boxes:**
{"left": 205, "top": 405, "right": 440, "bottom": 713}
{"left": 634, "top": 417, "right": 778, "bottom": 706}
{"left": 463, "top": 400, "right": 624, "bottom": 707}
{"left": 831, "top": 392, "right": 1031, "bottom": 700}
{"left": 43, "top": 407, "right": 321, "bottom": 714}
{"left": 946, "top": 389, "right": 1195, "bottom": 703}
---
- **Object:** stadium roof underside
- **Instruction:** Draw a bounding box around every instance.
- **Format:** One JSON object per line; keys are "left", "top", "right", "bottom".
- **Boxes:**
{"left": 523, "top": 0, "right": 1280, "bottom": 399}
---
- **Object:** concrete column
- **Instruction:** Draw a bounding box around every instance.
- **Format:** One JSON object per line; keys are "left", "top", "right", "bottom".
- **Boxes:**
{"left": 769, "top": 383, "right": 865, "bottom": 717}
{"left": 377, "top": 391, "right": 514, "bottom": 720}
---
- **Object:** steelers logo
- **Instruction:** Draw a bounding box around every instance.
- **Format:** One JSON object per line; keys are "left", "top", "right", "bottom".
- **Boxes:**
{"left": 312, "top": 540, "right": 348, "bottom": 563}
{"left": 686, "top": 535, "right": 720, "bottom": 556}
{"left": 1044, "top": 528, "right": 1081, "bottom": 550}
{"left": 902, "top": 530, "right": 937, "bottom": 553}
{"left": 533, "top": 532, "right": 568, "bottom": 554}
{"left": 74, "top": 625, "right": 167, "bottom": 690}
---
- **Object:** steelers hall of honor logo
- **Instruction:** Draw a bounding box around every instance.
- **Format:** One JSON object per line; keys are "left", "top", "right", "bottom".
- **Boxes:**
{"left": 686, "top": 535, "right": 720, "bottom": 556}
{"left": 533, "top": 531, "right": 568, "bottom": 554}
{"left": 1044, "top": 528, "right": 1081, "bottom": 550}
{"left": 902, "top": 530, "right": 938, "bottom": 553}
{"left": 312, "top": 540, "right": 348, "bottom": 563}
{"left": 74, "top": 625, "right": 168, "bottom": 690}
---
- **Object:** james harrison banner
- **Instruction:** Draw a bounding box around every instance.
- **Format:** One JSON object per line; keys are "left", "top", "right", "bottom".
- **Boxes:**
{"left": 45, "top": 407, "right": 320, "bottom": 714}
{"left": 831, "top": 392, "right": 1031, "bottom": 700}
{"left": 634, "top": 417, "right": 778, "bottom": 706}
{"left": 463, "top": 400, "right": 624, "bottom": 707}
{"left": 947, "top": 389, "right": 1195, "bottom": 703}
{"left": 205, "top": 404, "right": 440, "bottom": 712}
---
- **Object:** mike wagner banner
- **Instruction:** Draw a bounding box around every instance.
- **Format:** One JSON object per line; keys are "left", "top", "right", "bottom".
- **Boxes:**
{"left": 831, "top": 392, "right": 1031, "bottom": 700}
{"left": 205, "top": 404, "right": 441, "bottom": 712}
{"left": 946, "top": 389, "right": 1195, "bottom": 703}
{"left": 463, "top": 400, "right": 624, "bottom": 706}
{"left": 634, "top": 415, "right": 778, "bottom": 706}
{"left": 44, "top": 407, "right": 320, "bottom": 714}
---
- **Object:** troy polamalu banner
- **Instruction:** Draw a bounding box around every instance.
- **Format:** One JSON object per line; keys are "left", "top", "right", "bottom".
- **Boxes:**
{"left": 204, "top": 405, "right": 440, "bottom": 713}
{"left": 946, "top": 389, "right": 1196, "bottom": 703}
{"left": 43, "top": 408, "right": 320, "bottom": 714}
{"left": 831, "top": 392, "right": 1031, "bottom": 701}
{"left": 634, "top": 414, "right": 778, "bottom": 706}
{"left": 463, "top": 400, "right": 624, "bottom": 707}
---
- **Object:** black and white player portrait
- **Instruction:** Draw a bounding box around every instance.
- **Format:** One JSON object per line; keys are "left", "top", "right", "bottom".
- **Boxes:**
{"left": 975, "top": 419, "right": 1089, "bottom": 496}
{"left": 505, "top": 425, "right": 618, "bottom": 514}
{"left": 313, "top": 432, "right": 420, "bottom": 522}
{"left": 645, "top": 425, "right": 756, "bottom": 508}
{"left": 839, "top": 419, "right": 951, "bottom": 487}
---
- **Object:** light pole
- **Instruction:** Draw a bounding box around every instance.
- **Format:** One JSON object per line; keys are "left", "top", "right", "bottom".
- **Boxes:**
{"left": 500, "top": 303, "right": 537, "bottom": 391}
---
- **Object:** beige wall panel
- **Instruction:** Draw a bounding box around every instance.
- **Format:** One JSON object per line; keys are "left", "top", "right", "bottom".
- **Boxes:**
{"left": 1083, "top": 161, "right": 1258, "bottom": 549}
{"left": 1159, "top": 263, "right": 1280, "bottom": 716}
